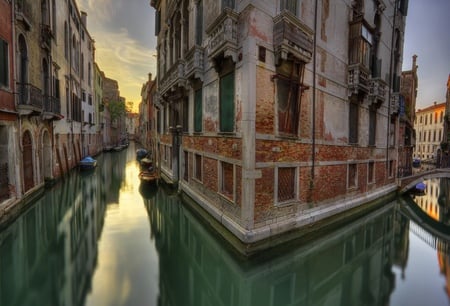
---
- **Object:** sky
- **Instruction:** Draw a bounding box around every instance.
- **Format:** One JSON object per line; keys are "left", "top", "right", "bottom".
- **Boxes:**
{"left": 77, "top": 0, "right": 449, "bottom": 112}
{"left": 77, "top": 0, "right": 157, "bottom": 112}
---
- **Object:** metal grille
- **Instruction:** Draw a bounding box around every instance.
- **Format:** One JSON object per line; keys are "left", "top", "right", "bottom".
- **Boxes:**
{"left": 0, "top": 163, "right": 9, "bottom": 202}
{"left": 278, "top": 167, "right": 295, "bottom": 202}
{"left": 221, "top": 162, "right": 233, "bottom": 199}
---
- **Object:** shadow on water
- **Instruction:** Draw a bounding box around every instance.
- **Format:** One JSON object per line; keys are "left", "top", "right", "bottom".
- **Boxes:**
{"left": 0, "top": 142, "right": 449, "bottom": 306}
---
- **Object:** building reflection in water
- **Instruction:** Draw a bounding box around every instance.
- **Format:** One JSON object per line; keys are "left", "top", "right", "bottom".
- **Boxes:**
{"left": 146, "top": 189, "right": 398, "bottom": 306}
{"left": 410, "top": 176, "right": 450, "bottom": 300}
{"left": 1, "top": 145, "right": 449, "bottom": 306}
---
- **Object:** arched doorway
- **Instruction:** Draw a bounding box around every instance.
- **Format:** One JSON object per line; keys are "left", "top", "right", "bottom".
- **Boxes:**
{"left": 22, "top": 131, "right": 34, "bottom": 192}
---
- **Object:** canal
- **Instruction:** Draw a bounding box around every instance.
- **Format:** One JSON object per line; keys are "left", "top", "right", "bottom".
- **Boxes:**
{"left": 0, "top": 143, "right": 449, "bottom": 306}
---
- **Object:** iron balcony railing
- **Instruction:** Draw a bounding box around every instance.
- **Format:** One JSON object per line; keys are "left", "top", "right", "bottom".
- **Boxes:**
{"left": 43, "top": 95, "right": 61, "bottom": 115}
{"left": 16, "top": 83, "right": 43, "bottom": 109}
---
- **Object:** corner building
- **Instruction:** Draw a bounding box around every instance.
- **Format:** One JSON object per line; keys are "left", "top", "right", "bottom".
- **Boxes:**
{"left": 150, "top": 0, "right": 408, "bottom": 249}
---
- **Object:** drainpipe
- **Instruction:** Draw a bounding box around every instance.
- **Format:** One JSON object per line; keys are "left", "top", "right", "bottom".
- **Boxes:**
{"left": 311, "top": 0, "right": 318, "bottom": 184}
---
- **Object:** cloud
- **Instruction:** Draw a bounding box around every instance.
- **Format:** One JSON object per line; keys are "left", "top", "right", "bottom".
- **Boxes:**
{"left": 94, "top": 28, "right": 157, "bottom": 104}
{"left": 76, "top": 1, "right": 156, "bottom": 107}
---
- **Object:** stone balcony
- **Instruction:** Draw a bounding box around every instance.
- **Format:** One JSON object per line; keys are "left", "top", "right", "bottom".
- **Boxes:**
{"left": 41, "top": 24, "right": 53, "bottom": 51}
{"left": 159, "top": 60, "right": 186, "bottom": 96}
{"left": 184, "top": 46, "right": 204, "bottom": 81}
{"left": 206, "top": 8, "right": 239, "bottom": 63}
{"left": 390, "top": 92, "right": 400, "bottom": 115}
{"left": 368, "top": 77, "right": 387, "bottom": 104}
{"left": 273, "top": 12, "right": 314, "bottom": 64}
{"left": 15, "top": 0, "right": 32, "bottom": 30}
{"left": 348, "top": 63, "right": 370, "bottom": 96}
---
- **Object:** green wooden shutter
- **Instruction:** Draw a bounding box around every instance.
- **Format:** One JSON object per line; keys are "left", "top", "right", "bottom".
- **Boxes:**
{"left": 194, "top": 88, "right": 202, "bottom": 132}
{"left": 220, "top": 72, "right": 234, "bottom": 132}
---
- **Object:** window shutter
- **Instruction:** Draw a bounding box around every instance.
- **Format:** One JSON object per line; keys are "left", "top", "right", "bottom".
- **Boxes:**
{"left": 0, "top": 40, "right": 8, "bottom": 87}
{"left": 194, "top": 89, "right": 202, "bottom": 132}
{"left": 220, "top": 72, "right": 235, "bottom": 132}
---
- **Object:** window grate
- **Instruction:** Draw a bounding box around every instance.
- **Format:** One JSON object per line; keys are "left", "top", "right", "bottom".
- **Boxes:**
{"left": 278, "top": 167, "right": 295, "bottom": 202}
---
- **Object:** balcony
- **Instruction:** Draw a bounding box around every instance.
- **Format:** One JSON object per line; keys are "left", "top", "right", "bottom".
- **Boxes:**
{"left": 43, "top": 95, "right": 62, "bottom": 120}
{"left": 368, "top": 77, "right": 387, "bottom": 104}
{"left": 159, "top": 60, "right": 186, "bottom": 96}
{"left": 184, "top": 46, "right": 204, "bottom": 81}
{"left": 206, "top": 8, "right": 239, "bottom": 64}
{"left": 16, "top": 83, "right": 43, "bottom": 115}
{"left": 390, "top": 92, "right": 400, "bottom": 115}
{"left": 41, "top": 24, "right": 53, "bottom": 51}
{"left": 273, "top": 12, "right": 314, "bottom": 64}
{"left": 15, "top": 0, "right": 32, "bottom": 31}
{"left": 348, "top": 64, "right": 369, "bottom": 96}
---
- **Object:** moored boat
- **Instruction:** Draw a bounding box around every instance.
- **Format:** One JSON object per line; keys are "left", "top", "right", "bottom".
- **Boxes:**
{"left": 136, "top": 148, "right": 148, "bottom": 159}
{"left": 79, "top": 156, "right": 97, "bottom": 170}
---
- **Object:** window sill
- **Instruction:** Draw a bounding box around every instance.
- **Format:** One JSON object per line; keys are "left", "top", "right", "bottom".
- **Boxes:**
{"left": 218, "top": 132, "right": 236, "bottom": 137}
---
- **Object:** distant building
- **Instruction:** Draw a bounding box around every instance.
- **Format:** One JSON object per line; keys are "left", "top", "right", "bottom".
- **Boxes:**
{"left": 441, "top": 75, "right": 450, "bottom": 167}
{"left": 150, "top": 0, "right": 409, "bottom": 250}
{"left": 398, "top": 55, "right": 418, "bottom": 176}
{"left": 413, "top": 102, "right": 445, "bottom": 162}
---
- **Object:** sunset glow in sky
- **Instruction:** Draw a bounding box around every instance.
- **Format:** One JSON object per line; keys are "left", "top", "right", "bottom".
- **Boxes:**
{"left": 78, "top": 0, "right": 449, "bottom": 111}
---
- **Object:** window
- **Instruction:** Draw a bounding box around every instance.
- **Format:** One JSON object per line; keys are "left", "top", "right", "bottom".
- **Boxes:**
{"left": 389, "top": 160, "right": 394, "bottom": 178}
{"left": 220, "top": 161, "right": 234, "bottom": 200}
{"left": 194, "top": 88, "right": 202, "bottom": 132}
{"left": 182, "top": 98, "right": 189, "bottom": 133}
{"left": 280, "top": 0, "right": 298, "bottom": 15}
{"left": 155, "top": 9, "right": 161, "bottom": 36}
{"left": 349, "top": 22, "right": 372, "bottom": 69}
{"left": 277, "top": 167, "right": 296, "bottom": 203}
{"left": 183, "top": 151, "right": 189, "bottom": 181}
{"left": 348, "top": 163, "right": 357, "bottom": 189}
{"left": 220, "top": 71, "right": 235, "bottom": 132}
{"left": 369, "top": 107, "right": 376, "bottom": 146}
{"left": 0, "top": 39, "right": 8, "bottom": 87}
{"left": 368, "top": 161, "right": 374, "bottom": 184}
{"left": 195, "top": 1, "right": 203, "bottom": 45}
{"left": 194, "top": 154, "right": 202, "bottom": 181}
{"left": 349, "top": 100, "right": 359, "bottom": 144}
{"left": 276, "top": 61, "right": 304, "bottom": 136}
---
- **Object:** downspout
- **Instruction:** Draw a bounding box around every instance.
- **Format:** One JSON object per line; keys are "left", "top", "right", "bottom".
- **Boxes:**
{"left": 311, "top": 0, "right": 318, "bottom": 183}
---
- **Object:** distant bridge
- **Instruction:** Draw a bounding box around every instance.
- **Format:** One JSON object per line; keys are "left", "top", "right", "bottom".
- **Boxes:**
{"left": 398, "top": 169, "right": 450, "bottom": 194}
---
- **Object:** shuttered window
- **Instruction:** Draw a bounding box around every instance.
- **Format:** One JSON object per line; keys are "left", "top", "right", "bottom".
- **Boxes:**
{"left": 280, "top": 0, "right": 297, "bottom": 15}
{"left": 349, "top": 101, "right": 359, "bottom": 144}
{"left": 194, "top": 88, "right": 202, "bottom": 132}
{"left": 219, "top": 71, "right": 234, "bottom": 132}
{"left": 0, "top": 39, "right": 8, "bottom": 87}
{"left": 369, "top": 107, "right": 376, "bottom": 146}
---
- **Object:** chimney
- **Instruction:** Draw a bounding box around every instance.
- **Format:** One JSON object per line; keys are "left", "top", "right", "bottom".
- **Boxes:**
{"left": 412, "top": 54, "right": 417, "bottom": 72}
{"left": 148, "top": 73, "right": 152, "bottom": 82}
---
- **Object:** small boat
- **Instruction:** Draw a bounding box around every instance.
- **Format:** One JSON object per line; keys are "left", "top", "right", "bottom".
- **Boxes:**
{"left": 138, "top": 157, "right": 158, "bottom": 183}
{"left": 138, "top": 170, "right": 158, "bottom": 183}
{"left": 136, "top": 148, "right": 148, "bottom": 159}
{"left": 415, "top": 182, "right": 426, "bottom": 192}
{"left": 79, "top": 156, "right": 97, "bottom": 170}
{"left": 412, "top": 158, "right": 421, "bottom": 168}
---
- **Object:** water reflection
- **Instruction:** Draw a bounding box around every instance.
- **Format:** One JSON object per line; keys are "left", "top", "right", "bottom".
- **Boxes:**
{"left": 411, "top": 177, "right": 450, "bottom": 226}
{"left": 0, "top": 144, "right": 449, "bottom": 306}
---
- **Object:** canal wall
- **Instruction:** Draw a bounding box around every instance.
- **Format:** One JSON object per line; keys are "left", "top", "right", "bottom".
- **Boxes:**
{"left": 0, "top": 184, "right": 45, "bottom": 231}
{"left": 180, "top": 183, "right": 398, "bottom": 257}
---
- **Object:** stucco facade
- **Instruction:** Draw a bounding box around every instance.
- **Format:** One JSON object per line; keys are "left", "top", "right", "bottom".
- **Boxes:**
{"left": 150, "top": 0, "right": 408, "bottom": 248}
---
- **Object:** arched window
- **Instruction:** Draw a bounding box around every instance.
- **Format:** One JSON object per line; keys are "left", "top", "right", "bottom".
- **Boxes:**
{"left": 18, "top": 35, "right": 28, "bottom": 104}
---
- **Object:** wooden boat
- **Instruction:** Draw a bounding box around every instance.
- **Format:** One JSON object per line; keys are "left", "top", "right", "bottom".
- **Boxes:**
{"left": 79, "top": 156, "right": 97, "bottom": 170}
{"left": 138, "top": 170, "right": 158, "bottom": 183}
{"left": 138, "top": 157, "right": 158, "bottom": 183}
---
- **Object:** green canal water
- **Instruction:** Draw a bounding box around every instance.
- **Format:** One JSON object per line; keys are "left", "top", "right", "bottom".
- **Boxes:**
{"left": 0, "top": 143, "right": 449, "bottom": 306}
